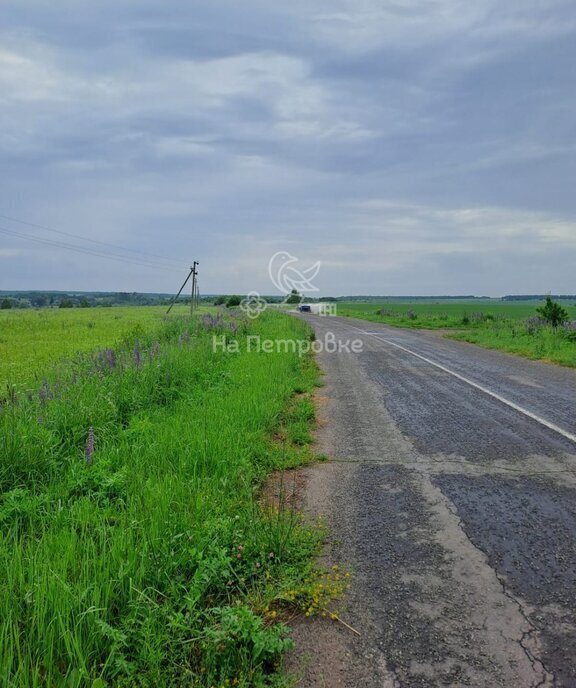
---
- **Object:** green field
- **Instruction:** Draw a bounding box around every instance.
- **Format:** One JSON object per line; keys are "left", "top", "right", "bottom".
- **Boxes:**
{"left": 339, "top": 299, "right": 576, "bottom": 325}
{"left": 0, "top": 305, "right": 195, "bottom": 390}
{"left": 338, "top": 300, "right": 576, "bottom": 367}
{"left": 0, "top": 308, "right": 334, "bottom": 687}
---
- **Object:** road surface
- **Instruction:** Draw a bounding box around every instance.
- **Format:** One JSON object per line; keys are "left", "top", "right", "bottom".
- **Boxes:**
{"left": 288, "top": 314, "right": 576, "bottom": 688}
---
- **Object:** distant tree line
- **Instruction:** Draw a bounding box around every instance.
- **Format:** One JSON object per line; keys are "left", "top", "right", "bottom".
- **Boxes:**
{"left": 503, "top": 295, "right": 576, "bottom": 301}
{"left": 0, "top": 291, "right": 212, "bottom": 309}
{"left": 339, "top": 295, "right": 491, "bottom": 302}
{"left": 4, "top": 290, "right": 572, "bottom": 311}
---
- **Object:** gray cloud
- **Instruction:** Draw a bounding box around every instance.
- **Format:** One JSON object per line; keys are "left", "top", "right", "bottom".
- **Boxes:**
{"left": 0, "top": 0, "right": 575, "bottom": 295}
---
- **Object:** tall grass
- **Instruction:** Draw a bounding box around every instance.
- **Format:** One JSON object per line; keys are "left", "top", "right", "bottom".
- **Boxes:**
{"left": 448, "top": 322, "right": 576, "bottom": 368}
{"left": 0, "top": 310, "right": 320, "bottom": 687}
{"left": 339, "top": 302, "right": 576, "bottom": 367}
{"left": 0, "top": 305, "right": 193, "bottom": 389}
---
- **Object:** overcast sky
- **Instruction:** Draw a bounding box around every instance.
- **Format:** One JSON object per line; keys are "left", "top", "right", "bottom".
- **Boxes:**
{"left": 1, "top": 1, "right": 575, "bottom": 296}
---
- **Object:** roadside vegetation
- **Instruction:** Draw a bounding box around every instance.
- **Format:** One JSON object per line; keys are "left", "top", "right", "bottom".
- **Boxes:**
{"left": 0, "top": 305, "right": 193, "bottom": 389}
{"left": 339, "top": 299, "right": 576, "bottom": 367}
{"left": 0, "top": 309, "right": 330, "bottom": 687}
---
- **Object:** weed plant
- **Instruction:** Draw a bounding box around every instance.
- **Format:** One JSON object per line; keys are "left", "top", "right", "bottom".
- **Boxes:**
{"left": 0, "top": 310, "right": 325, "bottom": 687}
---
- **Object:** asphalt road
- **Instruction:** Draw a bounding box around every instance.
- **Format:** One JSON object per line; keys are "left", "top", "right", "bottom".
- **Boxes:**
{"left": 289, "top": 314, "right": 576, "bottom": 688}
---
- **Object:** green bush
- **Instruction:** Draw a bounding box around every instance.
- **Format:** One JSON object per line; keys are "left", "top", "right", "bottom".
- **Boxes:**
{"left": 226, "top": 295, "right": 242, "bottom": 308}
{"left": 536, "top": 296, "right": 568, "bottom": 328}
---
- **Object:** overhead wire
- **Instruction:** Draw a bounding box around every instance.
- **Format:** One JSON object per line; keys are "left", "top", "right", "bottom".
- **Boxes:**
{"left": 0, "top": 224, "right": 182, "bottom": 273}
{"left": 0, "top": 213, "right": 186, "bottom": 269}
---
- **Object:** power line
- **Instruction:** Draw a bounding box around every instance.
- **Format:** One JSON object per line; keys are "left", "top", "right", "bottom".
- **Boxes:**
{"left": 0, "top": 213, "right": 185, "bottom": 268}
{"left": 0, "top": 224, "right": 180, "bottom": 272}
{"left": 0, "top": 224, "right": 178, "bottom": 271}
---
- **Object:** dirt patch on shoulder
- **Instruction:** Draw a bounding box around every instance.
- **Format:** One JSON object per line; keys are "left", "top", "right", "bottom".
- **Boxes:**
{"left": 260, "top": 468, "right": 308, "bottom": 513}
{"left": 260, "top": 381, "right": 368, "bottom": 687}
{"left": 283, "top": 612, "right": 362, "bottom": 688}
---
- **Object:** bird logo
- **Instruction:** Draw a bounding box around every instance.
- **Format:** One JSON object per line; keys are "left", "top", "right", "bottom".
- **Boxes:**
{"left": 268, "top": 251, "right": 322, "bottom": 295}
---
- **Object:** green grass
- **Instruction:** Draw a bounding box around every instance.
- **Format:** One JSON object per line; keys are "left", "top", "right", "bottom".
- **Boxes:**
{"left": 0, "top": 305, "right": 194, "bottom": 390}
{"left": 448, "top": 325, "right": 576, "bottom": 368}
{"left": 0, "top": 309, "right": 326, "bottom": 687}
{"left": 338, "top": 300, "right": 576, "bottom": 328}
{"left": 338, "top": 301, "right": 576, "bottom": 367}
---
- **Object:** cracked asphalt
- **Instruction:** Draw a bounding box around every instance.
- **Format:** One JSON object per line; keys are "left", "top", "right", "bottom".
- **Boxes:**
{"left": 287, "top": 314, "right": 576, "bottom": 688}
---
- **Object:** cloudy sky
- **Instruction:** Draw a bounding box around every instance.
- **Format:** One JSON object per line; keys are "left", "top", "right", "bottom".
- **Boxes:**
{"left": 1, "top": 0, "right": 575, "bottom": 296}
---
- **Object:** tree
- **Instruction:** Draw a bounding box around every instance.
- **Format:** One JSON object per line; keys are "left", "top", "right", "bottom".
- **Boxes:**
{"left": 59, "top": 298, "right": 74, "bottom": 309}
{"left": 536, "top": 296, "right": 568, "bottom": 328}
{"left": 1, "top": 298, "right": 11, "bottom": 310}
{"left": 286, "top": 289, "right": 302, "bottom": 304}
{"left": 31, "top": 294, "right": 47, "bottom": 308}
{"left": 226, "top": 295, "right": 241, "bottom": 308}
{"left": 214, "top": 295, "right": 227, "bottom": 306}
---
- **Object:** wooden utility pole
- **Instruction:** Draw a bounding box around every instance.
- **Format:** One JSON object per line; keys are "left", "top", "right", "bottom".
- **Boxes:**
{"left": 166, "top": 267, "right": 193, "bottom": 315}
{"left": 190, "top": 261, "right": 199, "bottom": 316}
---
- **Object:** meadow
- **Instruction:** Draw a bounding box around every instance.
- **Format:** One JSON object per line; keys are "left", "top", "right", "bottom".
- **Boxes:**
{"left": 0, "top": 305, "right": 192, "bottom": 390}
{"left": 0, "top": 308, "right": 333, "bottom": 687}
{"left": 338, "top": 300, "right": 576, "bottom": 367}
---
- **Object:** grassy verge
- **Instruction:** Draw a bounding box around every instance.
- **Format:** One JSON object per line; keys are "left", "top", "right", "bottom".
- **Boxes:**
{"left": 337, "top": 303, "right": 473, "bottom": 329}
{"left": 447, "top": 325, "right": 576, "bottom": 368}
{"left": 0, "top": 310, "right": 327, "bottom": 687}
{"left": 338, "top": 303, "right": 576, "bottom": 368}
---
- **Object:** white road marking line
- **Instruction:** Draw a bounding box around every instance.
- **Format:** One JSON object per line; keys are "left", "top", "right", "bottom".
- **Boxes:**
{"left": 347, "top": 326, "right": 576, "bottom": 446}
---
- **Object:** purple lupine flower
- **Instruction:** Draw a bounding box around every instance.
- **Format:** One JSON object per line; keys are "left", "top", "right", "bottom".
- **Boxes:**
{"left": 104, "top": 348, "right": 116, "bottom": 369}
{"left": 132, "top": 341, "right": 142, "bottom": 367}
{"left": 525, "top": 316, "right": 546, "bottom": 335}
{"left": 178, "top": 331, "right": 190, "bottom": 346}
{"left": 85, "top": 427, "right": 95, "bottom": 464}
{"left": 150, "top": 342, "right": 160, "bottom": 360}
{"left": 202, "top": 313, "right": 226, "bottom": 331}
{"left": 92, "top": 348, "right": 115, "bottom": 373}
{"left": 38, "top": 380, "right": 49, "bottom": 405}
{"left": 228, "top": 321, "right": 238, "bottom": 334}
